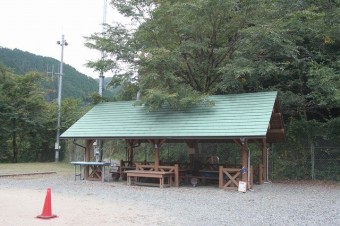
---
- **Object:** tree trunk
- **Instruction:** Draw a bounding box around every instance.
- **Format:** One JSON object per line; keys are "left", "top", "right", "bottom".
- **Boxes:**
{"left": 11, "top": 118, "right": 18, "bottom": 163}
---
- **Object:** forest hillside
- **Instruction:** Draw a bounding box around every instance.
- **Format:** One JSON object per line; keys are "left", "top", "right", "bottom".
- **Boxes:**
{"left": 0, "top": 47, "right": 115, "bottom": 101}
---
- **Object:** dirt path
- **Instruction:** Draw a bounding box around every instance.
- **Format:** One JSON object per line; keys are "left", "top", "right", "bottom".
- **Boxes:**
{"left": 0, "top": 187, "right": 173, "bottom": 226}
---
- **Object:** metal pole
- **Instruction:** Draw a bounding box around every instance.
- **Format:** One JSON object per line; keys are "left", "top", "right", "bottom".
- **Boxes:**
{"left": 264, "top": 144, "right": 272, "bottom": 183}
{"left": 99, "top": 0, "right": 107, "bottom": 96}
{"left": 55, "top": 34, "right": 68, "bottom": 162}
{"left": 96, "top": 0, "right": 108, "bottom": 161}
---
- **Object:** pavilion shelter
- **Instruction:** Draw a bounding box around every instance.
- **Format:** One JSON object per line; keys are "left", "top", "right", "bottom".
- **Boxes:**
{"left": 61, "top": 91, "right": 285, "bottom": 189}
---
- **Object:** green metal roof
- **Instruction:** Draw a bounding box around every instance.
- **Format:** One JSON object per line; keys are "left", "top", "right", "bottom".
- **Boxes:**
{"left": 61, "top": 91, "right": 281, "bottom": 140}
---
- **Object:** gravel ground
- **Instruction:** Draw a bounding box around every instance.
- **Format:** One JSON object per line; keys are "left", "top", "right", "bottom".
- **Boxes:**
{"left": 0, "top": 173, "right": 339, "bottom": 226}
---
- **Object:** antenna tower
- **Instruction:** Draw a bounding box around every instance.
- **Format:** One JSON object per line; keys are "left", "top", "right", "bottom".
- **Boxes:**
{"left": 95, "top": 0, "right": 108, "bottom": 162}
{"left": 99, "top": 0, "right": 107, "bottom": 96}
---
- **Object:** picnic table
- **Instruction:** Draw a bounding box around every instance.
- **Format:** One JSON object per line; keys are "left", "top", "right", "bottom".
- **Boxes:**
{"left": 71, "top": 161, "right": 111, "bottom": 182}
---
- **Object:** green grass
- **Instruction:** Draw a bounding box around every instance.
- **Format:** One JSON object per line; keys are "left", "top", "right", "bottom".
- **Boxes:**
{"left": 0, "top": 162, "right": 73, "bottom": 176}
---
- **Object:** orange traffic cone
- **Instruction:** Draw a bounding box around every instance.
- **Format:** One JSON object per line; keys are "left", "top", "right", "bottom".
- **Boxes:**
{"left": 36, "top": 188, "right": 58, "bottom": 219}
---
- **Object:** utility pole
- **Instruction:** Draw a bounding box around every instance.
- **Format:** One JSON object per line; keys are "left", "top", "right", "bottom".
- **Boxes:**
{"left": 94, "top": 0, "right": 108, "bottom": 162}
{"left": 99, "top": 0, "right": 107, "bottom": 96}
{"left": 55, "top": 34, "right": 68, "bottom": 162}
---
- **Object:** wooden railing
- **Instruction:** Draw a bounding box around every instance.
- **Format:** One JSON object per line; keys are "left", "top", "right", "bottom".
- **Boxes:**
{"left": 219, "top": 166, "right": 241, "bottom": 190}
{"left": 218, "top": 166, "right": 254, "bottom": 190}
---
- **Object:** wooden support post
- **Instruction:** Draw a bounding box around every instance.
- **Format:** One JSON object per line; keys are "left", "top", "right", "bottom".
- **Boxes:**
{"left": 128, "top": 146, "right": 133, "bottom": 164}
{"left": 185, "top": 140, "right": 196, "bottom": 169}
{"left": 126, "top": 140, "right": 134, "bottom": 165}
{"left": 84, "top": 139, "right": 93, "bottom": 180}
{"left": 219, "top": 166, "right": 223, "bottom": 188}
{"left": 241, "top": 142, "right": 248, "bottom": 186}
{"left": 148, "top": 139, "right": 166, "bottom": 171}
{"left": 262, "top": 138, "right": 267, "bottom": 182}
{"left": 154, "top": 142, "right": 160, "bottom": 171}
{"left": 174, "top": 164, "right": 179, "bottom": 187}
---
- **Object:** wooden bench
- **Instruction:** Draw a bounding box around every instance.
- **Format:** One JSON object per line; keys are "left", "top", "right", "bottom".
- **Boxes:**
{"left": 126, "top": 170, "right": 174, "bottom": 188}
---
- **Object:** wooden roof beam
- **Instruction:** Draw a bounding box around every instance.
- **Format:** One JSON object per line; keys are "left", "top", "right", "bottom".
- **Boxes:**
{"left": 267, "top": 129, "right": 285, "bottom": 134}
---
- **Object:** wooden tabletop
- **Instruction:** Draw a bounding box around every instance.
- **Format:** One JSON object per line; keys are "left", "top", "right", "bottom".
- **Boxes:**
{"left": 71, "top": 161, "right": 111, "bottom": 166}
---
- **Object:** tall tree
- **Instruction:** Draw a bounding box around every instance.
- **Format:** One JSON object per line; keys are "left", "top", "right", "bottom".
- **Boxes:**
{"left": 0, "top": 64, "right": 92, "bottom": 162}
{"left": 86, "top": 0, "right": 339, "bottom": 113}
{"left": 0, "top": 66, "right": 47, "bottom": 162}
{"left": 84, "top": 1, "right": 287, "bottom": 107}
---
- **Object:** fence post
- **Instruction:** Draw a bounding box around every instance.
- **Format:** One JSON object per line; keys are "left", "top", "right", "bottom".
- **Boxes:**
{"left": 310, "top": 143, "right": 315, "bottom": 180}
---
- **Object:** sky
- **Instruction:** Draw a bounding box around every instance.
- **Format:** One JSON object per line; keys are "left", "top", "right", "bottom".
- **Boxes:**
{"left": 0, "top": 0, "right": 126, "bottom": 78}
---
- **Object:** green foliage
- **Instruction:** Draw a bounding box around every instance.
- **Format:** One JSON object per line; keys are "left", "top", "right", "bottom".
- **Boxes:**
{"left": 269, "top": 1, "right": 340, "bottom": 180}
{"left": 0, "top": 66, "right": 48, "bottom": 162}
{"left": 84, "top": 21, "right": 136, "bottom": 101}
{"left": 88, "top": 1, "right": 339, "bottom": 112}
{"left": 89, "top": 92, "right": 105, "bottom": 105}
{"left": 0, "top": 64, "right": 92, "bottom": 163}
{"left": 134, "top": 0, "right": 265, "bottom": 106}
{"left": 113, "top": 81, "right": 140, "bottom": 101}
